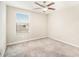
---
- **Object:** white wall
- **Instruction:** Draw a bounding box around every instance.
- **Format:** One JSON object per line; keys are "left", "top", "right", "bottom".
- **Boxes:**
{"left": 48, "top": 3, "right": 79, "bottom": 47}
{"left": 0, "top": 2, "right": 6, "bottom": 56}
{"left": 7, "top": 6, "right": 48, "bottom": 44}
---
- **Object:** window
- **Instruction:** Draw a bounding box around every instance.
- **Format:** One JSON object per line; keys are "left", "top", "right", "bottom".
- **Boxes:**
{"left": 16, "top": 13, "right": 29, "bottom": 33}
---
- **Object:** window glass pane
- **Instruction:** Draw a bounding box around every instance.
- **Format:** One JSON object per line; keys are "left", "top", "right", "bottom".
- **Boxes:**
{"left": 16, "top": 13, "right": 29, "bottom": 32}
{"left": 16, "top": 13, "right": 29, "bottom": 23}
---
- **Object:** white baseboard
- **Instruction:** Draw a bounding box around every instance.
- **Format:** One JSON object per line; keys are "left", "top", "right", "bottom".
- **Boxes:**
{"left": 49, "top": 36, "right": 79, "bottom": 48}
{"left": 7, "top": 35, "right": 79, "bottom": 49}
{"left": 7, "top": 36, "right": 47, "bottom": 46}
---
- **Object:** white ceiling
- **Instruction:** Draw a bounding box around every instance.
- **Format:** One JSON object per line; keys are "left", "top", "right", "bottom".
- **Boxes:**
{"left": 6, "top": 1, "right": 79, "bottom": 14}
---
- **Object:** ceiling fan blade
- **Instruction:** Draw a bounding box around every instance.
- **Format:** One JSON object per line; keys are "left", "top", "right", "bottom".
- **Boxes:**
{"left": 47, "top": 2, "right": 55, "bottom": 6}
{"left": 48, "top": 8, "right": 55, "bottom": 10}
{"left": 35, "top": 2, "right": 45, "bottom": 8}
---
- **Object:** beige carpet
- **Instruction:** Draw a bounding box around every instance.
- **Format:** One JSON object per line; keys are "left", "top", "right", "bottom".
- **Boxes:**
{"left": 4, "top": 38, "right": 79, "bottom": 57}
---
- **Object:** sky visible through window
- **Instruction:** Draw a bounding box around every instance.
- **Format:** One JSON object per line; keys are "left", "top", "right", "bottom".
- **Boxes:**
{"left": 16, "top": 13, "right": 29, "bottom": 23}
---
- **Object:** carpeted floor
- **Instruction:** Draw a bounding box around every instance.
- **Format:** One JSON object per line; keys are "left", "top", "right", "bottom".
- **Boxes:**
{"left": 4, "top": 38, "right": 79, "bottom": 57}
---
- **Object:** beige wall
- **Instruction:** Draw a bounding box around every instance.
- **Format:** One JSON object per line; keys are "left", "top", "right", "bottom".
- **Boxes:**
{"left": 48, "top": 5, "right": 79, "bottom": 47}
{"left": 7, "top": 6, "right": 48, "bottom": 44}
{"left": 0, "top": 2, "right": 6, "bottom": 56}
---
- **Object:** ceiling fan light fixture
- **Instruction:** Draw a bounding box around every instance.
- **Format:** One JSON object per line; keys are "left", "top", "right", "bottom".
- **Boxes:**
{"left": 42, "top": 7, "right": 48, "bottom": 12}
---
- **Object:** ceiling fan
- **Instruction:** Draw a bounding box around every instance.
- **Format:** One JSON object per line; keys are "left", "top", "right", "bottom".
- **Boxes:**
{"left": 34, "top": 1, "right": 55, "bottom": 12}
